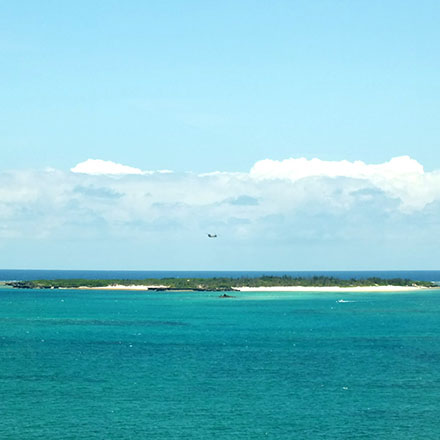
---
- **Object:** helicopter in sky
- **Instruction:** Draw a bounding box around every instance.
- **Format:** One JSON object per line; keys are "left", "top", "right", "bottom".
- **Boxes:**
{"left": 207, "top": 233, "right": 218, "bottom": 238}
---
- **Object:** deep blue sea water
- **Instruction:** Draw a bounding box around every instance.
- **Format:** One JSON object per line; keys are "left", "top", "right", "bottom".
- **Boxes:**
{"left": 1, "top": 283, "right": 440, "bottom": 439}
{"left": 1, "top": 269, "right": 440, "bottom": 282}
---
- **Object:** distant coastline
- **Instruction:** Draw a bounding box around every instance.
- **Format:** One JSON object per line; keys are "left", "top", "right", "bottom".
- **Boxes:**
{"left": 5, "top": 276, "right": 436, "bottom": 292}
{"left": 69, "top": 285, "right": 429, "bottom": 293}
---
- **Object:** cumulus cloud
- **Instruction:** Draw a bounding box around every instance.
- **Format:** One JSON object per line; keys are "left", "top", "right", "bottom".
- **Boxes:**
{"left": 70, "top": 159, "right": 175, "bottom": 176}
{"left": 250, "top": 155, "right": 440, "bottom": 210}
{"left": 71, "top": 159, "right": 144, "bottom": 175}
{"left": 2, "top": 155, "right": 440, "bottom": 268}
{"left": 250, "top": 155, "right": 424, "bottom": 181}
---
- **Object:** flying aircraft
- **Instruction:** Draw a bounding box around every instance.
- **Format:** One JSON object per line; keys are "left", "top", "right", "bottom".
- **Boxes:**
{"left": 207, "top": 233, "right": 218, "bottom": 238}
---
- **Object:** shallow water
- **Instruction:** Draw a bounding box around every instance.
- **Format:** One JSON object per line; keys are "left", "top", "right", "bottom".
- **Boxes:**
{"left": 1, "top": 288, "right": 440, "bottom": 439}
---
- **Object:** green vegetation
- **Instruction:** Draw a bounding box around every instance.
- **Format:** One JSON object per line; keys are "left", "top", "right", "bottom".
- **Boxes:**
{"left": 6, "top": 275, "right": 436, "bottom": 290}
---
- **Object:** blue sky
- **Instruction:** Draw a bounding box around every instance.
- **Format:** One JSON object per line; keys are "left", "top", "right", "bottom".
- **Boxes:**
{"left": 1, "top": 1, "right": 440, "bottom": 269}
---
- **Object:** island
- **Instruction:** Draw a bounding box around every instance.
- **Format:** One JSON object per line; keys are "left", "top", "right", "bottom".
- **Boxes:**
{"left": 5, "top": 276, "right": 436, "bottom": 292}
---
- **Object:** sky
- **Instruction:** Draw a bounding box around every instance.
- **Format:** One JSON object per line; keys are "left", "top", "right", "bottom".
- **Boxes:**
{"left": 1, "top": 1, "right": 440, "bottom": 270}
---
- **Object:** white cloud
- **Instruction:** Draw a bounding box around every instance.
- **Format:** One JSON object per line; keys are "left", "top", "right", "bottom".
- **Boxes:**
{"left": 71, "top": 159, "right": 144, "bottom": 175}
{"left": 250, "top": 155, "right": 440, "bottom": 210}
{"left": 250, "top": 155, "right": 424, "bottom": 181}
{"left": 1, "top": 156, "right": 440, "bottom": 255}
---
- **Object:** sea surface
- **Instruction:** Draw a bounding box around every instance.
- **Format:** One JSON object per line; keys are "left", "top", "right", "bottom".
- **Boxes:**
{"left": 1, "top": 275, "right": 440, "bottom": 439}
{"left": 1, "top": 269, "right": 440, "bottom": 282}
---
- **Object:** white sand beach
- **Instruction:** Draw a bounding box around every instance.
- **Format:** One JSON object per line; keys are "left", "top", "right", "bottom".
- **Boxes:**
{"left": 77, "top": 284, "right": 168, "bottom": 290}
{"left": 72, "top": 284, "right": 434, "bottom": 292}
{"left": 235, "top": 285, "right": 430, "bottom": 292}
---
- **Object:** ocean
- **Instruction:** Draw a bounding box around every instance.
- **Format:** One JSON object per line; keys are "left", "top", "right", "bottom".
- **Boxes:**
{"left": 1, "top": 269, "right": 440, "bottom": 282}
{"left": 1, "top": 271, "right": 440, "bottom": 439}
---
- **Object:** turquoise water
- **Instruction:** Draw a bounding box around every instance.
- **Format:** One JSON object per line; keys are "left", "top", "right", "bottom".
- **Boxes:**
{"left": 1, "top": 288, "right": 440, "bottom": 439}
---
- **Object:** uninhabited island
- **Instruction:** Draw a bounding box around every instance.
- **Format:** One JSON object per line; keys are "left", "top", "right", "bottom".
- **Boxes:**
{"left": 5, "top": 276, "right": 437, "bottom": 293}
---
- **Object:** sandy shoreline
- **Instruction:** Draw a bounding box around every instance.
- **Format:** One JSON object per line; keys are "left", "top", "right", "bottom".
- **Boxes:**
{"left": 235, "top": 285, "right": 430, "bottom": 292}
{"left": 70, "top": 284, "right": 433, "bottom": 292}
{"left": 76, "top": 284, "right": 169, "bottom": 290}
